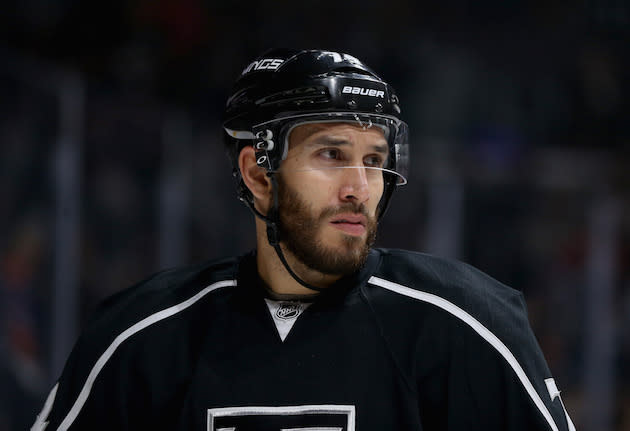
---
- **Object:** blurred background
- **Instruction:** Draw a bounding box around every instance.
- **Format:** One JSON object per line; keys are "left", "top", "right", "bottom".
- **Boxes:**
{"left": 0, "top": 1, "right": 628, "bottom": 430}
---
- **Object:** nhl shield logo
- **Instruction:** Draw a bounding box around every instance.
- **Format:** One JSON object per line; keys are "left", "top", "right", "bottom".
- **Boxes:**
{"left": 275, "top": 302, "right": 302, "bottom": 320}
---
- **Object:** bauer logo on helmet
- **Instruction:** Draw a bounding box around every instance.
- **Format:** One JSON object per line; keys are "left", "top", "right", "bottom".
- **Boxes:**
{"left": 341, "top": 86, "right": 385, "bottom": 98}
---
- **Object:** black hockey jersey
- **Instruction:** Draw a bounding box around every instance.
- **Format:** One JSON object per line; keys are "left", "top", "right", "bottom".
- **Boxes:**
{"left": 33, "top": 249, "right": 576, "bottom": 430}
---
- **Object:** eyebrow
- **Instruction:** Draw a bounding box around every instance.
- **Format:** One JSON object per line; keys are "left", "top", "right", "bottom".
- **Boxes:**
{"left": 309, "top": 136, "right": 389, "bottom": 154}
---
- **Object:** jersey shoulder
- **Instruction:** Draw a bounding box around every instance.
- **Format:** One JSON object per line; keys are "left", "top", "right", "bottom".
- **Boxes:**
{"left": 370, "top": 248, "right": 528, "bottom": 326}
{"left": 368, "top": 249, "right": 573, "bottom": 431}
{"left": 83, "top": 254, "right": 242, "bottom": 342}
{"left": 42, "top": 255, "right": 246, "bottom": 429}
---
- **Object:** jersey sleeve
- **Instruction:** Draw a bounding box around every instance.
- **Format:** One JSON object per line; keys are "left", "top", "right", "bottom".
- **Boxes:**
{"left": 416, "top": 288, "right": 576, "bottom": 431}
{"left": 31, "top": 333, "right": 134, "bottom": 430}
{"left": 31, "top": 260, "right": 238, "bottom": 431}
{"left": 31, "top": 273, "right": 179, "bottom": 430}
{"left": 369, "top": 250, "right": 576, "bottom": 431}
{"left": 31, "top": 273, "right": 165, "bottom": 430}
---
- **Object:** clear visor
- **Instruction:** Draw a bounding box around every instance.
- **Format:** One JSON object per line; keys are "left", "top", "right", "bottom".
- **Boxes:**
{"left": 251, "top": 112, "right": 409, "bottom": 186}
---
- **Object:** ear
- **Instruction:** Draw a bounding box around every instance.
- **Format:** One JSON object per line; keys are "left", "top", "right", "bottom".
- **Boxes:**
{"left": 238, "top": 146, "right": 272, "bottom": 213}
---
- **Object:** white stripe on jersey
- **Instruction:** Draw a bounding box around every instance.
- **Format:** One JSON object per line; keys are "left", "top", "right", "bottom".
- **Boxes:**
{"left": 367, "top": 276, "right": 565, "bottom": 431}
{"left": 55, "top": 279, "right": 237, "bottom": 431}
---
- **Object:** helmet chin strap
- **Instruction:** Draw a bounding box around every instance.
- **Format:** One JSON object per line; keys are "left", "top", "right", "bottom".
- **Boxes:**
{"left": 247, "top": 172, "right": 326, "bottom": 293}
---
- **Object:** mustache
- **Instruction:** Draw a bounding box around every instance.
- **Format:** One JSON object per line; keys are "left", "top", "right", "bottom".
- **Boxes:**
{"left": 319, "top": 203, "right": 370, "bottom": 220}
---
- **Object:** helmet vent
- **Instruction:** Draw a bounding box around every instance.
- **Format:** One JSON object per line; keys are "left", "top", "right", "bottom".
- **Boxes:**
{"left": 329, "top": 67, "right": 378, "bottom": 78}
{"left": 256, "top": 86, "right": 329, "bottom": 107}
{"left": 226, "top": 89, "right": 250, "bottom": 109}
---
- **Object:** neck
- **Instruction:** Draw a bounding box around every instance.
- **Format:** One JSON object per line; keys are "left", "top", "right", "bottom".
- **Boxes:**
{"left": 255, "top": 217, "right": 341, "bottom": 295}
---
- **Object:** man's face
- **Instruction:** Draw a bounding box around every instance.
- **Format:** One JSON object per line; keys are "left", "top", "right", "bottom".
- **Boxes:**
{"left": 275, "top": 122, "right": 388, "bottom": 275}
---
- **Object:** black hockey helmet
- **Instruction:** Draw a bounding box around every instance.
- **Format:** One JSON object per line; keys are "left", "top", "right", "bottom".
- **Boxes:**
{"left": 223, "top": 48, "right": 409, "bottom": 219}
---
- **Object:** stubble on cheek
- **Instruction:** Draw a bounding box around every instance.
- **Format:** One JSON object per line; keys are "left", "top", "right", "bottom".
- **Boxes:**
{"left": 274, "top": 177, "right": 378, "bottom": 275}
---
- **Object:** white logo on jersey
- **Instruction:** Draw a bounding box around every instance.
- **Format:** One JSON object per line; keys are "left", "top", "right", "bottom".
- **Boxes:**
{"left": 276, "top": 302, "right": 303, "bottom": 320}
{"left": 544, "top": 378, "right": 577, "bottom": 431}
{"left": 31, "top": 383, "right": 58, "bottom": 431}
{"left": 241, "top": 58, "right": 284, "bottom": 75}
{"left": 341, "top": 86, "right": 385, "bottom": 98}
{"left": 544, "top": 378, "right": 561, "bottom": 401}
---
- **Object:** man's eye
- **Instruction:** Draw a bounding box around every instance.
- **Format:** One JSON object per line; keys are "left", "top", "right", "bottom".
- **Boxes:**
{"left": 364, "top": 155, "right": 384, "bottom": 167}
{"left": 319, "top": 149, "right": 340, "bottom": 160}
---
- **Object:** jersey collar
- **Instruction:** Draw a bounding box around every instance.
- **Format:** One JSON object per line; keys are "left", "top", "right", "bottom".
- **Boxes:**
{"left": 236, "top": 248, "right": 382, "bottom": 302}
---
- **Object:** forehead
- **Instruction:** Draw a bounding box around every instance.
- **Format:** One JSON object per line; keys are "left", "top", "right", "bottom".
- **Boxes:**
{"left": 288, "top": 122, "right": 387, "bottom": 148}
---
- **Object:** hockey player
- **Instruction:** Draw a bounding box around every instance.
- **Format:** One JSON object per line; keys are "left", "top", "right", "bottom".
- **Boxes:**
{"left": 33, "top": 48, "right": 576, "bottom": 430}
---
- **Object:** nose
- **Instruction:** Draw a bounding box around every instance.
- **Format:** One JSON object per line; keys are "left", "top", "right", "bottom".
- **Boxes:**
{"left": 339, "top": 166, "right": 370, "bottom": 204}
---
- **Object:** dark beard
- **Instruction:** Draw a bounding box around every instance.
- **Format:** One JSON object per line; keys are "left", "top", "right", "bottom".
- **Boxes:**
{"left": 276, "top": 176, "right": 378, "bottom": 276}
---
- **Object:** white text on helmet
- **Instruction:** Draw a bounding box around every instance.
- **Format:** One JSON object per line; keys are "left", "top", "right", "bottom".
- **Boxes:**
{"left": 342, "top": 86, "right": 385, "bottom": 98}
{"left": 242, "top": 58, "right": 284, "bottom": 75}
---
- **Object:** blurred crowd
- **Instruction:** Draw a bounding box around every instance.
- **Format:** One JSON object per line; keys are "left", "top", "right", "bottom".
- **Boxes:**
{"left": 1, "top": 1, "right": 629, "bottom": 430}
